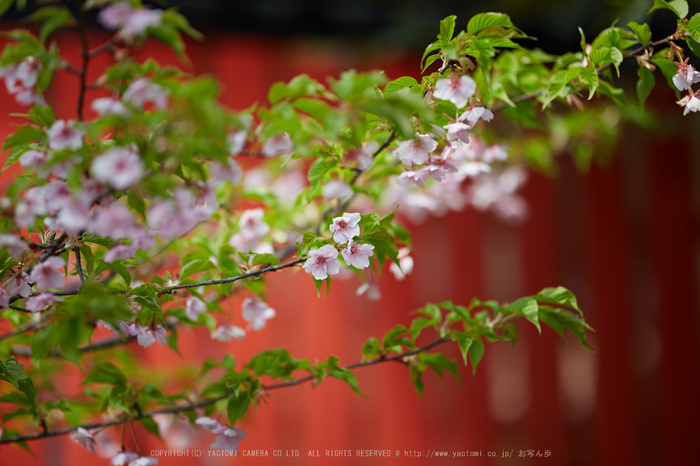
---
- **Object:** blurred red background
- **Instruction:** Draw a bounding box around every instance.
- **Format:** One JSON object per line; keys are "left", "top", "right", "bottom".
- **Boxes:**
{"left": 1, "top": 26, "right": 699, "bottom": 466}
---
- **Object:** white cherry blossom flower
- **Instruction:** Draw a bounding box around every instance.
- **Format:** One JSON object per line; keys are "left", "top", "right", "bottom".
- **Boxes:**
{"left": 242, "top": 297, "right": 276, "bottom": 331}
{"left": 121, "top": 9, "right": 162, "bottom": 38}
{"left": 303, "top": 244, "right": 341, "bottom": 280}
{"left": 395, "top": 133, "right": 437, "bottom": 166}
{"left": 19, "top": 149, "right": 47, "bottom": 169}
{"left": 70, "top": 427, "right": 96, "bottom": 454}
{"left": 211, "top": 157, "right": 242, "bottom": 184}
{"left": 25, "top": 293, "right": 62, "bottom": 312}
{"left": 341, "top": 239, "right": 374, "bottom": 269}
{"left": 0, "top": 234, "right": 29, "bottom": 259}
{"left": 48, "top": 120, "right": 84, "bottom": 151}
{"left": 123, "top": 78, "right": 168, "bottom": 109}
{"left": 481, "top": 144, "right": 508, "bottom": 163}
{"left": 321, "top": 179, "right": 353, "bottom": 200}
{"left": 458, "top": 106, "right": 494, "bottom": 126}
{"left": 679, "top": 92, "right": 700, "bottom": 115}
{"left": 389, "top": 248, "right": 414, "bottom": 280}
{"left": 329, "top": 212, "right": 361, "bottom": 244}
{"left": 98, "top": 3, "right": 133, "bottom": 30}
{"left": 29, "top": 256, "right": 66, "bottom": 290}
{"left": 211, "top": 324, "right": 246, "bottom": 342}
{"left": 238, "top": 208, "right": 270, "bottom": 238}
{"left": 433, "top": 75, "right": 477, "bottom": 108}
{"left": 91, "top": 146, "right": 144, "bottom": 189}
{"left": 673, "top": 58, "right": 700, "bottom": 91}
{"left": 444, "top": 122, "right": 470, "bottom": 144}
{"left": 185, "top": 296, "right": 207, "bottom": 321}
{"left": 262, "top": 133, "right": 293, "bottom": 157}
{"left": 92, "top": 97, "right": 130, "bottom": 118}
{"left": 4, "top": 271, "right": 31, "bottom": 297}
{"left": 356, "top": 280, "right": 381, "bottom": 301}
{"left": 396, "top": 169, "right": 430, "bottom": 188}
{"left": 111, "top": 452, "right": 140, "bottom": 466}
{"left": 104, "top": 244, "right": 138, "bottom": 263}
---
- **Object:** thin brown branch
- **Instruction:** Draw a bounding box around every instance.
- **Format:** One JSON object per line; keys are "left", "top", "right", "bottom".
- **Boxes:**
{"left": 0, "top": 312, "right": 54, "bottom": 343}
{"left": 74, "top": 0, "right": 90, "bottom": 121}
{"left": 0, "top": 337, "right": 450, "bottom": 445}
{"left": 74, "top": 246, "right": 86, "bottom": 285}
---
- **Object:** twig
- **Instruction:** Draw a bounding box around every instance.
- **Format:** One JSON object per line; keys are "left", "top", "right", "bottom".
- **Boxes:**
{"left": 74, "top": 0, "right": 90, "bottom": 121}
{"left": 0, "top": 337, "right": 451, "bottom": 444}
{"left": 74, "top": 246, "right": 86, "bottom": 285}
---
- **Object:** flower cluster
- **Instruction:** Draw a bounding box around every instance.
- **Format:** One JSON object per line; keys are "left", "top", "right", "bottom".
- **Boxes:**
{"left": 98, "top": 2, "right": 163, "bottom": 39}
{"left": 674, "top": 58, "right": 700, "bottom": 115}
{"left": 195, "top": 417, "right": 246, "bottom": 451}
{"left": 228, "top": 208, "right": 273, "bottom": 254}
{"left": 0, "top": 56, "right": 43, "bottom": 106}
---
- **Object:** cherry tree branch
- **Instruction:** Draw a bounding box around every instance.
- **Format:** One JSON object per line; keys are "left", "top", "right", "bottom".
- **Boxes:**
{"left": 0, "top": 337, "right": 450, "bottom": 445}
{"left": 74, "top": 0, "right": 90, "bottom": 121}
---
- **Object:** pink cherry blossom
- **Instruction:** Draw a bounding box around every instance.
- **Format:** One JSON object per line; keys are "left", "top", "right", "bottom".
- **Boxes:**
{"left": 15, "top": 56, "right": 40, "bottom": 88}
{"left": 467, "top": 166, "right": 529, "bottom": 223}
{"left": 4, "top": 271, "right": 31, "bottom": 297}
{"left": 356, "top": 280, "right": 381, "bottom": 301}
{"left": 91, "top": 146, "right": 145, "bottom": 190}
{"left": 111, "top": 452, "right": 140, "bottom": 466}
{"left": 123, "top": 78, "right": 168, "bottom": 109}
{"left": 242, "top": 297, "right": 276, "bottom": 331}
{"left": 121, "top": 9, "right": 162, "bottom": 38}
{"left": 444, "top": 122, "right": 470, "bottom": 144}
{"left": 185, "top": 296, "right": 206, "bottom": 321}
{"left": 70, "top": 427, "right": 96, "bottom": 455}
{"left": 341, "top": 239, "right": 374, "bottom": 269}
{"left": 481, "top": 144, "right": 508, "bottom": 163}
{"left": 389, "top": 248, "right": 414, "bottom": 280}
{"left": 29, "top": 257, "right": 66, "bottom": 290}
{"left": 211, "top": 157, "right": 242, "bottom": 184}
{"left": 344, "top": 143, "right": 374, "bottom": 170}
{"left": 227, "top": 130, "right": 247, "bottom": 154}
{"left": 104, "top": 244, "right": 138, "bottom": 263}
{"left": 673, "top": 58, "right": 700, "bottom": 91}
{"left": 303, "top": 244, "right": 341, "bottom": 280}
{"left": 25, "top": 293, "right": 62, "bottom": 312}
{"left": 459, "top": 161, "right": 492, "bottom": 178}
{"left": 238, "top": 208, "right": 270, "bottom": 238}
{"left": 458, "top": 106, "right": 494, "bottom": 126}
{"left": 262, "top": 133, "right": 293, "bottom": 157}
{"left": 0, "top": 234, "right": 29, "bottom": 259}
{"left": 48, "top": 120, "right": 84, "bottom": 151}
{"left": 211, "top": 324, "right": 246, "bottom": 342}
{"left": 322, "top": 179, "right": 353, "bottom": 199}
{"left": 98, "top": 3, "right": 133, "bottom": 30}
{"left": 0, "top": 287, "right": 8, "bottom": 308}
{"left": 135, "top": 324, "right": 167, "bottom": 348}
{"left": 44, "top": 196, "right": 92, "bottom": 236}
{"left": 195, "top": 417, "right": 224, "bottom": 433}
{"left": 19, "top": 149, "right": 48, "bottom": 169}
{"left": 92, "top": 97, "right": 130, "bottom": 118}
{"left": 396, "top": 169, "right": 430, "bottom": 188}
{"left": 423, "top": 154, "right": 459, "bottom": 182}
{"left": 395, "top": 133, "right": 437, "bottom": 166}
{"left": 433, "top": 75, "right": 477, "bottom": 108}
{"left": 329, "top": 212, "right": 361, "bottom": 243}
{"left": 679, "top": 92, "right": 700, "bottom": 115}
{"left": 211, "top": 427, "right": 246, "bottom": 451}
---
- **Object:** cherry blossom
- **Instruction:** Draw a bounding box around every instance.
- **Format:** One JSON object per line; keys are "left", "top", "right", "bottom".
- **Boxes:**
{"left": 242, "top": 297, "right": 276, "bottom": 331}
{"left": 25, "top": 293, "right": 62, "bottom": 312}
{"left": 0, "top": 57, "right": 42, "bottom": 106}
{"left": 238, "top": 208, "right": 270, "bottom": 238}
{"left": 123, "top": 78, "right": 169, "bottom": 109}
{"left": 481, "top": 144, "right": 508, "bottom": 163}
{"left": 329, "top": 212, "right": 361, "bottom": 243}
{"left": 673, "top": 58, "right": 700, "bottom": 91}
{"left": 29, "top": 257, "right": 66, "bottom": 290}
{"left": 678, "top": 91, "right": 700, "bottom": 115}
{"left": 341, "top": 239, "right": 375, "bottom": 269}
{"left": 70, "top": 427, "right": 96, "bottom": 454}
{"left": 4, "top": 271, "right": 31, "bottom": 297}
{"left": 389, "top": 248, "right": 414, "bottom": 280}
{"left": 91, "top": 204, "right": 141, "bottom": 240}
{"left": 19, "top": 149, "right": 48, "bottom": 170}
{"left": 98, "top": 3, "right": 133, "bottom": 30}
{"left": 433, "top": 75, "right": 477, "bottom": 108}
{"left": 344, "top": 143, "right": 375, "bottom": 170}
{"left": 396, "top": 169, "right": 430, "bottom": 188}
{"left": 121, "top": 9, "right": 162, "bottom": 38}
{"left": 129, "top": 457, "right": 159, "bottom": 466}
{"left": 395, "top": 133, "right": 437, "bottom": 165}
{"left": 227, "top": 130, "right": 247, "bottom": 154}
{"left": 91, "top": 146, "right": 145, "bottom": 190}
{"left": 0, "top": 234, "right": 29, "bottom": 259}
{"left": 210, "top": 157, "right": 242, "bottom": 184}
{"left": 47, "top": 120, "right": 84, "bottom": 151}
{"left": 467, "top": 166, "right": 529, "bottom": 223}
{"left": 195, "top": 417, "right": 246, "bottom": 451}
{"left": 303, "top": 244, "right": 341, "bottom": 280}
{"left": 444, "top": 122, "right": 471, "bottom": 144}
{"left": 322, "top": 179, "right": 353, "bottom": 199}
{"left": 92, "top": 97, "right": 130, "bottom": 118}
{"left": 185, "top": 296, "right": 207, "bottom": 321}
{"left": 356, "top": 280, "right": 381, "bottom": 301}
{"left": 104, "top": 244, "right": 138, "bottom": 263}
{"left": 147, "top": 189, "right": 212, "bottom": 238}
{"left": 211, "top": 324, "right": 246, "bottom": 341}
{"left": 262, "top": 133, "right": 293, "bottom": 157}
{"left": 0, "top": 287, "right": 8, "bottom": 309}
{"left": 458, "top": 106, "right": 494, "bottom": 126}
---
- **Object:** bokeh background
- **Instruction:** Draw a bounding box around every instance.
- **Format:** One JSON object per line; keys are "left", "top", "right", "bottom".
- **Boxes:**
{"left": 2, "top": 0, "right": 700, "bottom": 465}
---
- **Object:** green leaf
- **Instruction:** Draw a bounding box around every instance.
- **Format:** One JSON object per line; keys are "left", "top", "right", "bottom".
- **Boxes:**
{"left": 0, "top": 0, "right": 15, "bottom": 18}
{"left": 467, "top": 12, "right": 514, "bottom": 35}
{"left": 227, "top": 391, "right": 251, "bottom": 422}
{"left": 453, "top": 331, "right": 473, "bottom": 365}
{"left": 439, "top": 15, "right": 456, "bottom": 41}
{"left": 3, "top": 125, "right": 45, "bottom": 150}
{"left": 180, "top": 259, "right": 215, "bottom": 280}
{"left": 507, "top": 297, "right": 540, "bottom": 333}
{"left": 535, "top": 286, "right": 583, "bottom": 316}
{"left": 360, "top": 231, "right": 398, "bottom": 267}
{"left": 110, "top": 260, "right": 131, "bottom": 287}
{"left": 651, "top": 56, "right": 681, "bottom": 97}
{"left": 468, "top": 337, "right": 485, "bottom": 375}
{"left": 681, "top": 13, "right": 700, "bottom": 43}
{"left": 23, "top": 6, "right": 76, "bottom": 43}
{"left": 636, "top": 66, "right": 655, "bottom": 110}
{"left": 268, "top": 82, "right": 288, "bottom": 104}
{"left": 251, "top": 253, "right": 280, "bottom": 266}
{"left": 81, "top": 361, "right": 127, "bottom": 386}
{"left": 420, "top": 353, "right": 459, "bottom": 380}
{"left": 542, "top": 70, "right": 569, "bottom": 109}
{"left": 137, "top": 417, "right": 161, "bottom": 439}
{"left": 627, "top": 21, "right": 651, "bottom": 45}
{"left": 307, "top": 157, "right": 337, "bottom": 199}
{"left": 648, "top": 0, "right": 688, "bottom": 18}
{"left": 578, "top": 67, "right": 599, "bottom": 100}
{"left": 687, "top": 37, "right": 700, "bottom": 59}
{"left": 589, "top": 47, "right": 623, "bottom": 76}
{"left": 321, "top": 356, "right": 365, "bottom": 397}
{"left": 291, "top": 98, "right": 331, "bottom": 120}
{"left": 384, "top": 76, "right": 417, "bottom": 98}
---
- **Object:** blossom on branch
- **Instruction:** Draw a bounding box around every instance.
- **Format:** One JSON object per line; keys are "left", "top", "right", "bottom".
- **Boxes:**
{"left": 185, "top": 296, "right": 207, "bottom": 321}
{"left": 70, "top": 427, "right": 96, "bottom": 454}
{"left": 195, "top": 417, "right": 246, "bottom": 451}
{"left": 29, "top": 257, "right": 66, "bottom": 290}
{"left": 389, "top": 248, "right": 414, "bottom": 280}
{"left": 673, "top": 58, "right": 700, "bottom": 91}
{"left": 25, "top": 293, "right": 62, "bottom": 312}
{"left": 329, "top": 212, "right": 361, "bottom": 244}
{"left": 47, "top": 120, "right": 84, "bottom": 151}
{"left": 433, "top": 75, "right": 477, "bottom": 108}
{"left": 242, "top": 297, "right": 276, "bottom": 331}
{"left": 341, "top": 239, "right": 375, "bottom": 269}
{"left": 211, "top": 324, "right": 246, "bottom": 341}
{"left": 395, "top": 133, "right": 437, "bottom": 166}
{"left": 303, "top": 244, "right": 341, "bottom": 280}
{"left": 123, "top": 79, "right": 169, "bottom": 109}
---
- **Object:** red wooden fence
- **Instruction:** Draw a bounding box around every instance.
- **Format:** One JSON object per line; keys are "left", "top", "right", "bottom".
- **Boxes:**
{"left": 1, "top": 28, "right": 699, "bottom": 466}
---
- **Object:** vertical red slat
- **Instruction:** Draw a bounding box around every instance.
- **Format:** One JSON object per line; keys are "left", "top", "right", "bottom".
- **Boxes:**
{"left": 584, "top": 159, "right": 638, "bottom": 466}
{"left": 649, "top": 137, "right": 700, "bottom": 465}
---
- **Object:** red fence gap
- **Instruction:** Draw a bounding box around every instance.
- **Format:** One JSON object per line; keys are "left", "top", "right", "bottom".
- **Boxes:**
{"left": 1, "top": 28, "right": 699, "bottom": 466}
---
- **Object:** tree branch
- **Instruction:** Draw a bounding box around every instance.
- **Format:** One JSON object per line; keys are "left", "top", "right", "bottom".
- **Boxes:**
{"left": 74, "top": 0, "right": 90, "bottom": 121}
{"left": 0, "top": 337, "right": 450, "bottom": 445}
